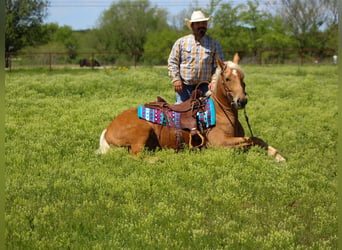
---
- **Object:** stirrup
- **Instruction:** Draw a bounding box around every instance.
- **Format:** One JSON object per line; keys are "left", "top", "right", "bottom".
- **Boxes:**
{"left": 188, "top": 129, "right": 205, "bottom": 148}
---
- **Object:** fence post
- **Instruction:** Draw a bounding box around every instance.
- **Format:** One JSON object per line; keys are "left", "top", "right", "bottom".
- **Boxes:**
{"left": 300, "top": 50, "right": 304, "bottom": 65}
{"left": 49, "top": 53, "right": 52, "bottom": 71}
{"left": 133, "top": 52, "right": 137, "bottom": 68}
{"left": 8, "top": 54, "right": 12, "bottom": 72}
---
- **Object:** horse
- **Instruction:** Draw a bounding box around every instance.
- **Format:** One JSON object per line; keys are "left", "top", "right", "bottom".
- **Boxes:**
{"left": 79, "top": 58, "right": 101, "bottom": 67}
{"left": 97, "top": 53, "right": 285, "bottom": 162}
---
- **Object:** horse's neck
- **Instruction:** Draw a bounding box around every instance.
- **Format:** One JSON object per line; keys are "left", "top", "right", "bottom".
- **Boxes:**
{"left": 213, "top": 96, "right": 238, "bottom": 117}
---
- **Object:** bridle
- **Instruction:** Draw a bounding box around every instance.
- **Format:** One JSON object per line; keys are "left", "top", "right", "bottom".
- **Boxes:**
{"left": 220, "top": 64, "right": 236, "bottom": 106}
{"left": 212, "top": 63, "right": 254, "bottom": 137}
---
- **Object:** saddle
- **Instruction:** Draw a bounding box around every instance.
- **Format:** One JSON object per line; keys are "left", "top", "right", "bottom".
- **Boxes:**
{"left": 144, "top": 90, "right": 208, "bottom": 149}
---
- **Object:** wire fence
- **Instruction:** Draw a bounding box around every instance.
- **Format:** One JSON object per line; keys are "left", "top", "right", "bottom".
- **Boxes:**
{"left": 5, "top": 48, "right": 338, "bottom": 71}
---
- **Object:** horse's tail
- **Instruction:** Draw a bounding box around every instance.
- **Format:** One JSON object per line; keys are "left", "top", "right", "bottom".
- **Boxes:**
{"left": 96, "top": 129, "right": 110, "bottom": 154}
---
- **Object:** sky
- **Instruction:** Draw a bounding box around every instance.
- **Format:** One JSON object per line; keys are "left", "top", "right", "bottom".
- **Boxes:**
{"left": 45, "top": 0, "right": 215, "bottom": 30}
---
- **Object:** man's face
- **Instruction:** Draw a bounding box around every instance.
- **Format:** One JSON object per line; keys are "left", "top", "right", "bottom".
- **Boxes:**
{"left": 192, "top": 21, "right": 208, "bottom": 38}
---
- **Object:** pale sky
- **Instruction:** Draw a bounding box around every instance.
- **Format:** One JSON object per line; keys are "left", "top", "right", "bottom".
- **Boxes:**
{"left": 45, "top": 0, "right": 216, "bottom": 30}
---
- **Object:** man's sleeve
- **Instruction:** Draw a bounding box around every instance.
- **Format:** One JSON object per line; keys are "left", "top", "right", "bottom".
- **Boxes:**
{"left": 167, "top": 40, "right": 181, "bottom": 83}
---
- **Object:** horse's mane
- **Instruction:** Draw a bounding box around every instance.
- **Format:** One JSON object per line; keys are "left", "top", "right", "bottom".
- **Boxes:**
{"left": 206, "top": 61, "right": 244, "bottom": 96}
{"left": 214, "top": 61, "right": 244, "bottom": 79}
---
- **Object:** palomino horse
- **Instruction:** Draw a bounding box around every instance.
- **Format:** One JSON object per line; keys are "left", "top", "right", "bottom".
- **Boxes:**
{"left": 97, "top": 53, "right": 285, "bottom": 162}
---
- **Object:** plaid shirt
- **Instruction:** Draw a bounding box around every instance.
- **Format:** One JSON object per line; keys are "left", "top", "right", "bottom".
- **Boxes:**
{"left": 168, "top": 34, "right": 224, "bottom": 86}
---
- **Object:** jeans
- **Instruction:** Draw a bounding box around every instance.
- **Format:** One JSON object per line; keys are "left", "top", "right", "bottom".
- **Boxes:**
{"left": 175, "top": 83, "right": 209, "bottom": 104}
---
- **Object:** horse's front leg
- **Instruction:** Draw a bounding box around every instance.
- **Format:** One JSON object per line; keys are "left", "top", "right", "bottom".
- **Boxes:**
{"left": 208, "top": 134, "right": 285, "bottom": 162}
{"left": 248, "top": 137, "right": 286, "bottom": 162}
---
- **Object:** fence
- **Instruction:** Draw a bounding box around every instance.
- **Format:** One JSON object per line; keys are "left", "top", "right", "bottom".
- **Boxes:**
{"left": 5, "top": 48, "right": 337, "bottom": 71}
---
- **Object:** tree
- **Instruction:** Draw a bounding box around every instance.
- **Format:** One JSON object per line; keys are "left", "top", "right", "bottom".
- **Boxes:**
{"left": 5, "top": 0, "right": 49, "bottom": 53}
{"left": 275, "top": 0, "right": 338, "bottom": 49}
{"left": 94, "top": 0, "right": 168, "bottom": 63}
{"left": 170, "top": 9, "right": 192, "bottom": 31}
{"left": 39, "top": 23, "right": 78, "bottom": 53}
{"left": 143, "top": 28, "right": 180, "bottom": 65}
{"left": 210, "top": 3, "right": 250, "bottom": 52}
{"left": 238, "top": 1, "right": 268, "bottom": 54}
{"left": 53, "top": 25, "right": 78, "bottom": 56}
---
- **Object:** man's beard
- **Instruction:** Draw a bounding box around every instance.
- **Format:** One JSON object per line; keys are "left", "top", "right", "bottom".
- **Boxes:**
{"left": 197, "top": 27, "right": 207, "bottom": 37}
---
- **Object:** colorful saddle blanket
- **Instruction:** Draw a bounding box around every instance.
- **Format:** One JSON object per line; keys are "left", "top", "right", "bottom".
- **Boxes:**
{"left": 137, "top": 97, "right": 216, "bottom": 129}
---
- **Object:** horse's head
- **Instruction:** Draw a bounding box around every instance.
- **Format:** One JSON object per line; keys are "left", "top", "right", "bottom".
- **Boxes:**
{"left": 214, "top": 53, "right": 247, "bottom": 110}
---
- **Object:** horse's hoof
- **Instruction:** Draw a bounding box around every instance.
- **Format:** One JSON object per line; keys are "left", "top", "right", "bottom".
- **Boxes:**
{"left": 268, "top": 146, "right": 286, "bottom": 162}
{"left": 275, "top": 154, "right": 286, "bottom": 162}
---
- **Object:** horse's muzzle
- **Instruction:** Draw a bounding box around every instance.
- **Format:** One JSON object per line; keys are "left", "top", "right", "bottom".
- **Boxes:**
{"left": 236, "top": 98, "right": 248, "bottom": 109}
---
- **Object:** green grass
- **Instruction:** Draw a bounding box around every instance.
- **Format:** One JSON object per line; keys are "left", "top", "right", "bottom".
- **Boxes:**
{"left": 5, "top": 65, "right": 337, "bottom": 249}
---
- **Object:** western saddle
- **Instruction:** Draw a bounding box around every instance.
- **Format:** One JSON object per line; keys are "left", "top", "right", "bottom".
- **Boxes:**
{"left": 143, "top": 90, "right": 208, "bottom": 149}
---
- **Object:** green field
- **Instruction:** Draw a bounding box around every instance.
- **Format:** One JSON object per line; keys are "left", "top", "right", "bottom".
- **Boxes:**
{"left": 5, "top": 65, "right": 337, "bottom": 249}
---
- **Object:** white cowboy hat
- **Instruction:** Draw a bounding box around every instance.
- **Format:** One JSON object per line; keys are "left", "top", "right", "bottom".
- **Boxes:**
{"left": 185, "top": 11, "right": 210, "bottom": 29}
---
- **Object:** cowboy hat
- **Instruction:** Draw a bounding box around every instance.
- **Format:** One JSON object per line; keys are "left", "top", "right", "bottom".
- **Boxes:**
{"left": 185, "top": 11, "right": 210, "bottom": 29}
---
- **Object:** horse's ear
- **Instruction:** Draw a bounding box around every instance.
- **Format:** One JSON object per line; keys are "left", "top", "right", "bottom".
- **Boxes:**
{"left": 217, "top": 57, "right": 225, "bottom": 70}
{"left": 233, "top": 53, "right": 240, "bottom": 64}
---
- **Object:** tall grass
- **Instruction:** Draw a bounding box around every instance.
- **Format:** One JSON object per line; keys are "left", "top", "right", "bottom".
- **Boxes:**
{"left": 5, "top": 65, "right": 337, "bottom": 249}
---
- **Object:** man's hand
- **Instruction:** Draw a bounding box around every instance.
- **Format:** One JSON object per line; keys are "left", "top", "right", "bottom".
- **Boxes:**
{"left": 173, "top": 80, "right": 183, "bottom": 93}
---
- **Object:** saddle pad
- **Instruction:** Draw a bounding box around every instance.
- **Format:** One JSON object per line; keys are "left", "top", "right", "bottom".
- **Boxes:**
{"left": 137, "top": 97, "right": 216, "bottom": 129}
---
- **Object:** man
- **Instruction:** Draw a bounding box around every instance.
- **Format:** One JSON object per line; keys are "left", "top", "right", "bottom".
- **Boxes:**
{"left": 168, "top": 10, "right": 224, "bottom": 103}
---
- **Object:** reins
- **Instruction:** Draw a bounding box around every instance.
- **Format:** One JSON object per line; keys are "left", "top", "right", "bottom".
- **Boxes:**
{"left": 243, "top": 107, "right": 254, "bottom": 137}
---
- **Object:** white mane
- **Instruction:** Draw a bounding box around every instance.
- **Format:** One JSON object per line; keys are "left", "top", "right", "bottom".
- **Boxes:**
{"left": 206, "top": 61, "right": 244, "bottom": 96}
{"left": 214, "top": 61, "right": 244, "bottom": 79}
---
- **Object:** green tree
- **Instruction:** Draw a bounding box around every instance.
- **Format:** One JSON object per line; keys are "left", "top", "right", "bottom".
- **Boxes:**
{"left": 323, "top": 23, "right": 338, "bottom": 50}
{"left": 73, "top": 29, "right": 97, "bottom": 52}
{"left": 264, "top": 0, "right": 338, "bottom": 62}
{"left": 210, "top": 3, "right": 249, "bottom": 52}
{"left": 53, "top": 25, "right": 78, "bottom": 57}
{"left": 143, "top": 28, "right": 180, "bottom": 65}
{"left": 94, "top": 0, "right": 168, "bottom": 64}
{"left": 39, "top": 24, "right": 78, "bottom": 53}
{"left": 5, "top": 0, "right": 49, "bottom": 53}
{"left": 169, "top": 9, "right": 192, "bottom": 31}
{"left": 238, "top": 0, "right": 267, "bottom": 55}
{"left": 20, "top": 24, "right": 79, "bottom": 64}
{"left": 239, "top": 1, "right": 298, "bottom": 63}
{"left": 40, "top": 22, "right": 59, "bottom": 44}
{"left": 275, "top": 0, "right": 337, "bottom": 49}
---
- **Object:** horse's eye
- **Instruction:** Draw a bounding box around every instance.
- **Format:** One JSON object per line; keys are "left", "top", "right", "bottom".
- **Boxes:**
{"left": 225, "top": 77, "right": 230, "bottom": 81}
